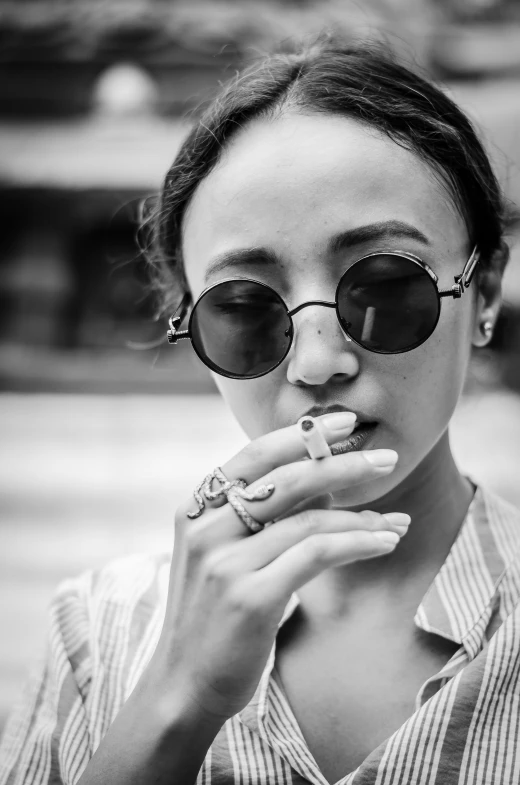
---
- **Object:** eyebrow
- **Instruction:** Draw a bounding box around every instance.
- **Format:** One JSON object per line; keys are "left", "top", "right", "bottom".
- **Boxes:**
{"left": 203, "top": 219, "right": 430, "bottom": 282}
{"left": 328, "top": 219, "right": 430, "bottom": 255}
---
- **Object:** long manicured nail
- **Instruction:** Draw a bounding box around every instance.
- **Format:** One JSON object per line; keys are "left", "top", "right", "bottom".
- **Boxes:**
{"left": 321, "top": 412, "right": 356, "bottom": 431}
{"left": 382, "top": 513, "right": 411, "bottom": 528}
{"left": 364, "top": 449, "right": 398, "bottom": 468}
{"left": 372, "top": 530, "right": 400, "bottom": 547}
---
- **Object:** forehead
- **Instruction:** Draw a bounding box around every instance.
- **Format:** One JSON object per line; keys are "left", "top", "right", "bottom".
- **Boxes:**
{"left": 182, "top": 112, "right": 466, "bottom": 290}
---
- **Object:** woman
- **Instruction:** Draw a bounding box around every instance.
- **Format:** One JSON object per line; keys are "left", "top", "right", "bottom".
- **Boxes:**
{"left": 1, "top": 36, "right": 519, "bottom": 785}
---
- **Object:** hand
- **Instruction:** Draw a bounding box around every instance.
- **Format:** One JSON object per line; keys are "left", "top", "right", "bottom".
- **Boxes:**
{"left": 147, "top": 413, "right": 409, "bottom": 726}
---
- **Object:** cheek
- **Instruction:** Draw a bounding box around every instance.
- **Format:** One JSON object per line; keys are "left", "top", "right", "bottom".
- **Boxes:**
{"left": 387, "top": 295, "right": 474, "bottom": 442}
{"left": 433, "top": 292, "right": 475, "bottom": 395}
{"left": 212, "top": 373, "right": 280, "bottom": 439}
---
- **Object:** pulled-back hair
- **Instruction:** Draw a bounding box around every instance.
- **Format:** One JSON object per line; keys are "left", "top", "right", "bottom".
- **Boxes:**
{"left": 142, "top": 35, "right": 515, "bottom": 315}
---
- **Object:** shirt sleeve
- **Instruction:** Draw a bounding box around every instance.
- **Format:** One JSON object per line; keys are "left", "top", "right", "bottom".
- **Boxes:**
{"left": 0, "top": 577, "right": 93, "bottom": 785}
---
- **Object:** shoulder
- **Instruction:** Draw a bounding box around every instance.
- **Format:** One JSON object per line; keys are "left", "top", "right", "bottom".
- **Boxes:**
{"left": 57, "top": 552, "right": 171, "bottom": 733}
{"left": 51, "top": 552, "right": 170, "bottom": 696}
{"left": 477, "top": 483, "right": 520, "bottom": 554}
{"left": 475, "top": 484, "right": 520, "bottom": 617}
{"left": 52, "top": 551, "right": 170, "bottom": 629}
{"left": 0, "top": 553, "right": 171, "bottom": 784}
{"left": 54, "top": 551, "right": 170, "bottom": 608}
{"left": 53, "top": 550, "right": 170, "bottom": 639}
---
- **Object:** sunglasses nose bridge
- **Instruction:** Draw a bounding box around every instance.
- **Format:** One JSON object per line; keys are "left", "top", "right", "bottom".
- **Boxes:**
{"left": 286, "top": 300, "right": 337, "bottom": 318}
{"left": 286, "top": 300, "right": 353, "bottom": 342}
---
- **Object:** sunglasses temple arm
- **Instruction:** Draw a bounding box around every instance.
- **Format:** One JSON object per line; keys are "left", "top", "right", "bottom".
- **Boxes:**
{"left": 167, "top": 293, "right": 192, "bottom": 344}
{"left": 438, "top": 246, "right": 480, "bottom": 299}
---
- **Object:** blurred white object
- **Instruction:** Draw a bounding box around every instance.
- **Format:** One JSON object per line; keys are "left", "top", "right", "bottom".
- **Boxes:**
{"left": 93, "top": 62, "right": 159, "bottom": 116}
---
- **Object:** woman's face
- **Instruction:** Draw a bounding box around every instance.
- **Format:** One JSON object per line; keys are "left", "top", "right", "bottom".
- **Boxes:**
{"left": 181, "top": 112, "right": 480, "bottom": 506}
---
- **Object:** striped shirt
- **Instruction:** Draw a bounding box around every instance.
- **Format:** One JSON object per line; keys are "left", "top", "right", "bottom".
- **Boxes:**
{"left": 1, "top": 482, "right": 520, "bottom": 784}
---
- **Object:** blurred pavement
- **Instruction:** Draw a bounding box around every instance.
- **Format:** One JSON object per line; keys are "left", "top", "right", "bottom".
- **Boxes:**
{"left": 1, "top": 390, "right": 520, "bottom": 726}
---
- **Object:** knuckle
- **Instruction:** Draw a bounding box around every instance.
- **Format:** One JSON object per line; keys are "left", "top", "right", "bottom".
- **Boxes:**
{"left": 240, "top": 439, "right": 265, "bottom": 466}
{"left": 183, "top": 521, "right": 208, "bottom": 557}
{"left": 338, "top": 451, "right": 362, "bottom": 472}
{"left": 277, "top": 463, "right": 301, "bottom": 493}
{"left": 175, "top": 498, "right": 197, "bottom": 525}
{"left": 297, "top": 508, "right": 321, "bottom": 535}
{"left": 358, "top": 510, "right": 385, "bottom": 530}
{"left": 225, "top": 581, "right": 263, "bottom": 616}
{"left": 340, "top": 450, "right": 374, "bottom": 473}
{"left": 301, "top": 534, "right": 328, "bottom": 564}
{"left": 352, "top": 529, "right": 377, "bottom": 548}
{"left": 201, "top": 547, "right": 235, "bottom": 584}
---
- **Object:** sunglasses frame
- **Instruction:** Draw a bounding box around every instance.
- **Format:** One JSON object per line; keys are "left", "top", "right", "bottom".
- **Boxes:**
{"left": 167, "top": 246, "right": 480, "bottom": 379}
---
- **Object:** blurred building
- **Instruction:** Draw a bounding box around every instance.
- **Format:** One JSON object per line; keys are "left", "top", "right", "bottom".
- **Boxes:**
{"left": 0, "top": 0, "right": 519, "bottom": 393}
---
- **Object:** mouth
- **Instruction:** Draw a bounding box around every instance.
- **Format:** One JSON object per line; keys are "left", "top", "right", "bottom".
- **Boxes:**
{"left": 296, "top": 405, "right": 378, "bottom": 455}
{"left": 330, "top": 421, "right": 378, "bottom": 455}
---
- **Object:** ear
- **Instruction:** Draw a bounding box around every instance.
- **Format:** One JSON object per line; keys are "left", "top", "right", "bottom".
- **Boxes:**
{"left": 471, "top": 259, "right": 503, "bottom": 348}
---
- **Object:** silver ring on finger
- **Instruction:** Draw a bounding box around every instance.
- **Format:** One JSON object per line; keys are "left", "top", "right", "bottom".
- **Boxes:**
{"left": 187, "top": 466, "right": 275, "bottom": 533}
{"left": 226, "top": 490, "right": 265, "bottom": 533}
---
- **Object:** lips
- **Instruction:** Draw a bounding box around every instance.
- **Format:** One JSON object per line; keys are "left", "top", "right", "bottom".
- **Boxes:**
{"left": 294, "top": 405, "right": 378, "bottom": 454}
{"left": 330, "top": 422, "right": 377, "bottom": 455}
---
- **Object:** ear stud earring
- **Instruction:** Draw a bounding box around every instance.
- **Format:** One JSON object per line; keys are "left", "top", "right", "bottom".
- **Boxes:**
{"left": 482, "top": 320, "right": 493, "bottom": 338}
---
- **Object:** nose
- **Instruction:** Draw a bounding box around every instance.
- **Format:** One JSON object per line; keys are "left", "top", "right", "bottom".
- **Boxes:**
{"left": 285, "top": 302, "right": 360, "bottom": 386}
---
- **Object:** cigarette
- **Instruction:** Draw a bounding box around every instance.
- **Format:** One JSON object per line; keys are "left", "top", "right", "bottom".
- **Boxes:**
{"left": 297, "top": 416, "right": 332, "bottom": 460}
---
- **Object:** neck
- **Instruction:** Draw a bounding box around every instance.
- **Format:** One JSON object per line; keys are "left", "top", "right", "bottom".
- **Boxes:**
{"left": 299, "top": 428, "right": 475, "bottom": 612}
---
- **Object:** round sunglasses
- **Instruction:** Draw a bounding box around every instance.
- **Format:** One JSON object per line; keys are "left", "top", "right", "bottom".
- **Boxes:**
{"left": 167, "top": 247, "right": 480, "bottom": 379}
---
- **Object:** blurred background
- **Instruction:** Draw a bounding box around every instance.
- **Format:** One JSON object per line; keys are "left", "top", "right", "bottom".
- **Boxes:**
{"left": 1, "top": 0, "right": 520, "bottom": 730}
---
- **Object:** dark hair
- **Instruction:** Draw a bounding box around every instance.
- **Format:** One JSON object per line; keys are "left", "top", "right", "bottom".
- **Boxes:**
{"left": 142, "top": 35, "right": 516, "bottom": 315}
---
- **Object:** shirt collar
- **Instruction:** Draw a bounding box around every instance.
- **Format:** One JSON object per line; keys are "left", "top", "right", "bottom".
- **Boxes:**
{"left": 413, "top": 482, "right": 516, "bottom": 659}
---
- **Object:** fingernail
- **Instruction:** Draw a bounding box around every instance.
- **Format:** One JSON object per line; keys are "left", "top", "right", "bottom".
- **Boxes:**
{"left": 372, "top": 530, "right": 400, "bottom": 547}
{"left": 364, "top": 450, "right": 398, "bottom": 468}
{"left": 321, "top": 412, "right": 356, "bottom": 431}
{"left": 382, "top": 513, "right": 411, "bottom": 528}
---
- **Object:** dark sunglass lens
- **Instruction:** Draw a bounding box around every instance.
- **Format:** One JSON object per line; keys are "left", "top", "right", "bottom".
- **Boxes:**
{"left": 190, "top": 280, "right": 292, "bottom": 378}
{"left": 337, "top": 254, "right": 440, "bottom": 353}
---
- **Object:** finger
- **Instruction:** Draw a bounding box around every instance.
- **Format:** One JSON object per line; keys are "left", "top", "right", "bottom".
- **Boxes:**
{"left": 222, "top": 508, "right": 411, "bottom": 572}
{"left": 229, "top": 448, "right": 398, "bottom": 525}
{"left": 176, "top": 493, "right": 332, "bottom": 558}
{"left": 256, "top": 529, "right": 401, "bottom": 599}
{"left": 221, "top": 411, "right": 357, "bottom": 485}
{"left": 179, "top": 411, "right": 357, "bottom": 521}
